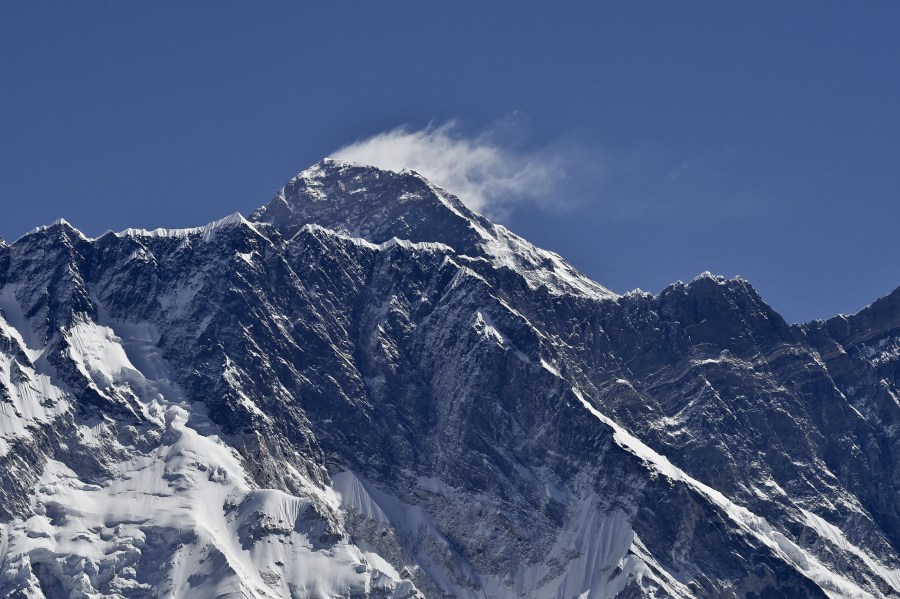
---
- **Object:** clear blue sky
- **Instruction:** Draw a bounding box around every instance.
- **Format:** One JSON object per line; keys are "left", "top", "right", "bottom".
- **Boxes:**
{"left": 2, "top": 2, "right": 898, "bottom": 322}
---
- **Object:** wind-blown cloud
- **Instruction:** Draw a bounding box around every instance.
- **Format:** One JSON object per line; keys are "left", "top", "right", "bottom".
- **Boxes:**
{"left": 330, "top": 119, "right": 762, "bottom": 228}
{"left": 331, "top": 120, "right": 593, "bottom": 218}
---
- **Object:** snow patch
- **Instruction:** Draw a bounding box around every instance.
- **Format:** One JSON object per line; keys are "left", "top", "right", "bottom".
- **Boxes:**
{"left": 801, "top": 509, "right": 900, "bottom": 593}
{"left": 2, "top": 319, "right": 416, "bottom": 598}
{"left": 0, "top": 285, "right": 44, "bottom": 361}
{"left": 297, "top": 223, "right": 453, "bottom": 255}
{"left": 571, "top": 386, "right": 878, "bottom": 599}
{"left": 115, "top": 212, "right": 261, "bottom": 242}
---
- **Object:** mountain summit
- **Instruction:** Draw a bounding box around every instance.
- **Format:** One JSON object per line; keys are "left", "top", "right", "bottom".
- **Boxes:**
{"left": 252, "top": 159, "right": 616, "bottom": 299}
{"left": 1, "top": 160, "right": 899, "bottom": 598}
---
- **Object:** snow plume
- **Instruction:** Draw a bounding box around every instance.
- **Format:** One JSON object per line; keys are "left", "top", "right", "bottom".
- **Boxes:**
{"left": 331, "top": 120, "right": 599, "bottom": 219}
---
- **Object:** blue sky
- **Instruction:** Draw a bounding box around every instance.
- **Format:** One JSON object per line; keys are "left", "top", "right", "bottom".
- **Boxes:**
{"left": 1, "top": 2, "right": 898, "bottom": 322}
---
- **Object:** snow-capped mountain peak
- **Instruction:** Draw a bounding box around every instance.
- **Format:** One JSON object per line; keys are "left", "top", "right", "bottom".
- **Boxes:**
{"left": 252, "top": 159, "right": 616, "bottom": 299}
{"left": 2, "top": 159, "right": 900, "bottom": 598}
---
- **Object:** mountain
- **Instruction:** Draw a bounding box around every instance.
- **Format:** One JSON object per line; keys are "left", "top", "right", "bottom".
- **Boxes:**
{"left": 0, "top": 158, "right": 899, "bottom": 598}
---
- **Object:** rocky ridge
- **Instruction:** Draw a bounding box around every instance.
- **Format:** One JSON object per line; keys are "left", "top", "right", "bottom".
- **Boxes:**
{"left": 0, "top": 159, "right": 898, "bottom": 598}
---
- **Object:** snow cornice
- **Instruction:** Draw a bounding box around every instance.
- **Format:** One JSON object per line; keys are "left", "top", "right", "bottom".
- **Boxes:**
{"left": 113, "top": 212, "right": 263, "bottom": 242}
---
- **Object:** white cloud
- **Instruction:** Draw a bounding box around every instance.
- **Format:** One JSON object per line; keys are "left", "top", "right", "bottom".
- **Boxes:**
{"left": 329, "top": 120, "right": 764, "bottom": 228}
{"left": 330, "top": 120, "right": 589, "bottom": 218}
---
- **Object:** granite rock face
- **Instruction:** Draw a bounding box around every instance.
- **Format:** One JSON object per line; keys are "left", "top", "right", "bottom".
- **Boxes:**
{"left": 0, "top": 159, "right": 898, "bottom": 598}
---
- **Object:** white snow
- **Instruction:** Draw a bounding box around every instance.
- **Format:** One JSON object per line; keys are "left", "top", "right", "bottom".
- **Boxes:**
{"left": 297, "top": 223, "right": 453, "bottom": 255}
{"left": 15, "top": 218, "right": 90, "bottom": 243}
{"left": 334, "top": 470, "right": 691, "bottom": 599}
{"left": 571, "top": 386, "right": 879, "bottom": 599}
{"left": 277, "top": 161, "right": 617, "bottom": 301}
{"left": 332, "top": 471, "right": 391, "bottom": 525}
{"left": 474, "top": 310, "right": 509, "bottom": 348}
{"left": 333, "top": 470, "right": 477, "bottom": 595}
{"left": 801, "top": 509, "right": 900, "bottom": 593}
{"left": 0, "top": 285, "right": 44, "bottom": 361}
{"left": 115, "top": 212, "right": 263, "bottom": 242}
{"left": 481, "top": 224, "right": 617, "bottom": 299}
{"left": 1, "top": 318, "right": 417, "bottom": 598}
{"left": 0, "top": 308, "right": 67, "bottom": 457}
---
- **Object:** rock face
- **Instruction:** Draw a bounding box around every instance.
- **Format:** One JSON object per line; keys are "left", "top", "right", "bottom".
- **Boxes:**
{"left": 0, "top": 158, "right": 898, "bottom": 598}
